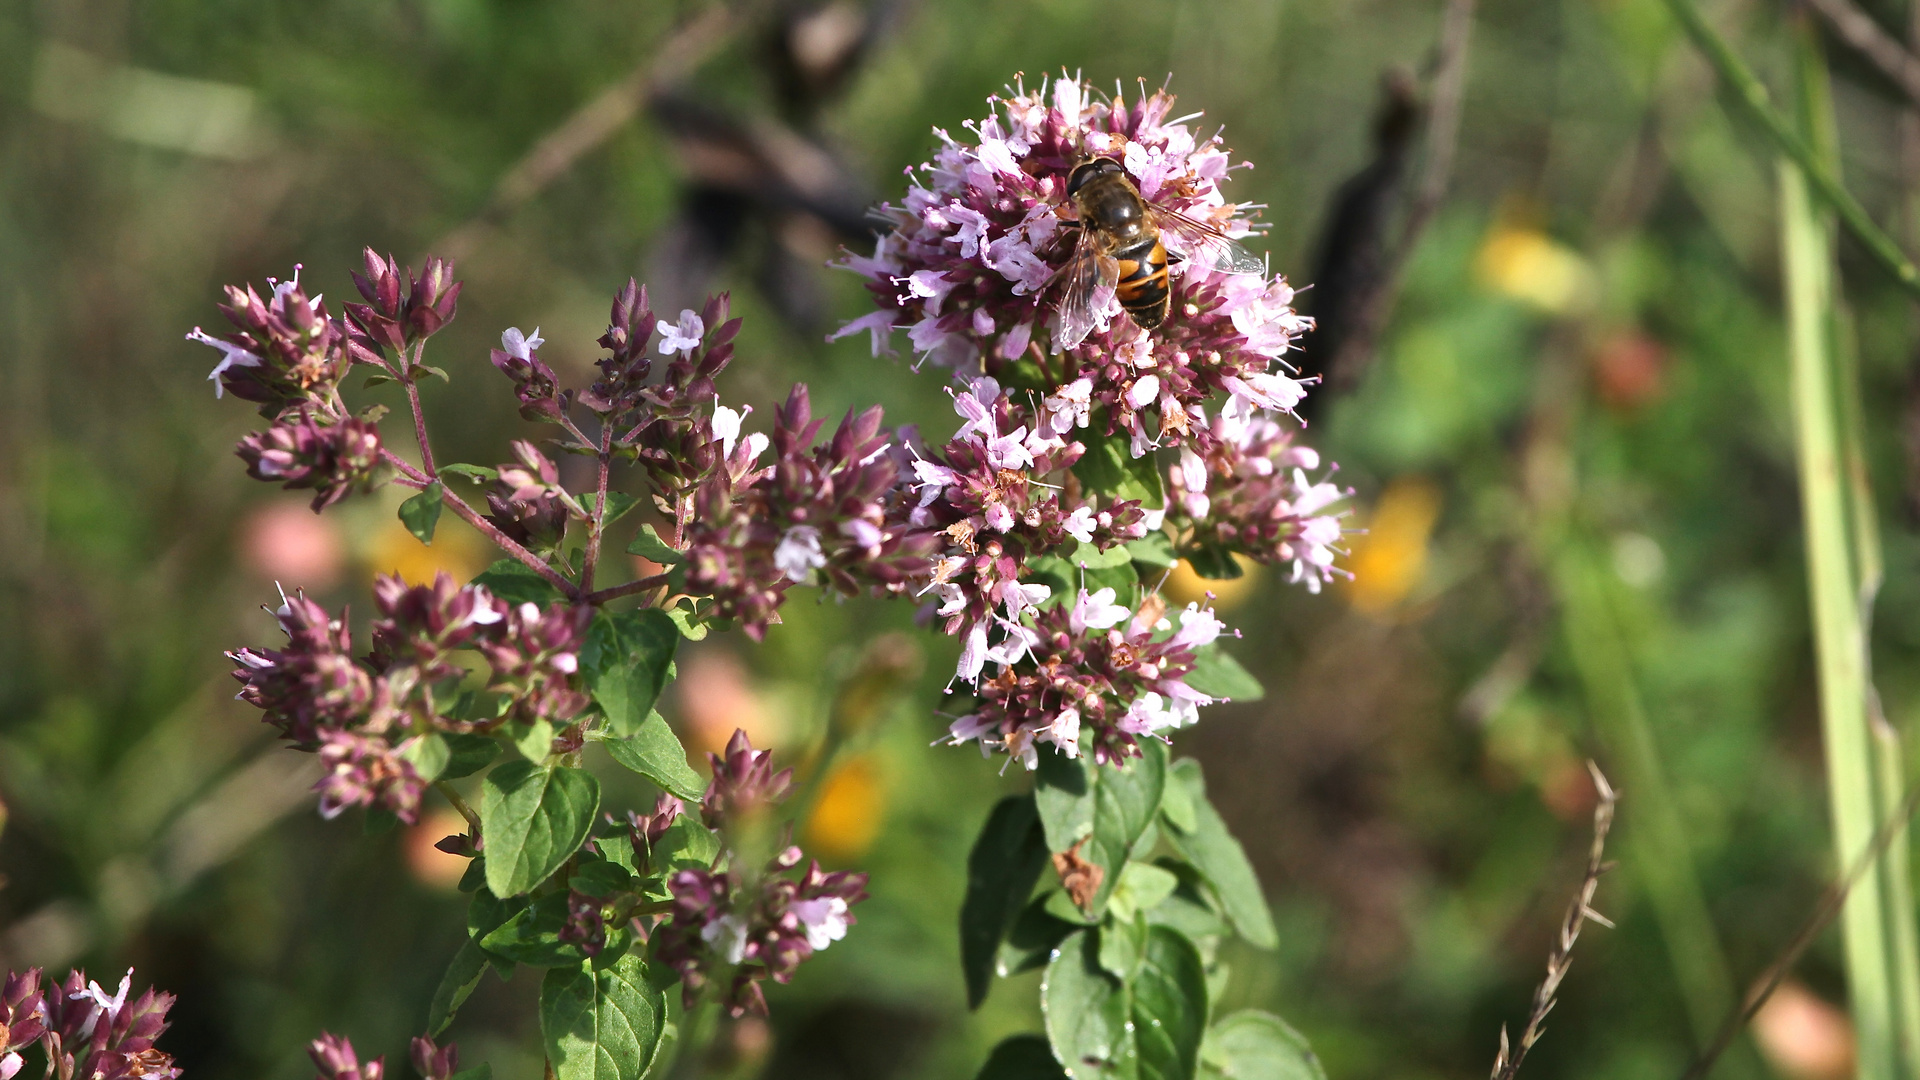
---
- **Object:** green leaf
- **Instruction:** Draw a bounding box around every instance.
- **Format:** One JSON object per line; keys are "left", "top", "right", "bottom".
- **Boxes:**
{"left": 482, "top": 892, "right": 631, "bottom": 968}
{"left": 582, "top": 609, "right": 679, "bottom": 737}
{"left": 402, "top": 732, "right": 452, "bottom": 783}
{"left": 664, "top": 604, "right": 708, "bottom": 641}
{"left": 1198, "top": 1011, "right": 1326, "bottom": 1080}
{"left": 1073, "top": 426, "right": 1164, "bottom": 508}
{"left": 438, "top": 462, "right": 499, "bottom": 483}
{"left": 1125, "top": 532, "right": 1178, "bottom": 571}
{"left": 1145, "top": 862, "right": 1229, "bottom": 940}
{"left": 1109, "top": 863, "right": 1180, "bottom": 923}
{"left": 482, "top": 762, "right": 601, "bottom": 897}
{"left": 1132, "top": 926, "right": 1208, "bottom": 1080}
{"left": 364, "top": 807, "right": 400, "bottom": 835}
{"left": 962, "top": 795, "right": 1052, "bottom": 1008}
{"left": 1071, "top": 542, "right": 1136, "bottom": 571}
{"left": 427, "top": 938, "right": 489, "bottom": 1035}
{"left": 648, "top": 817, "right": 721, "bottom": 873}
{"left": 468, "top": 886, "right": 530, "bottom": 979}
{"left": 449, "top": 1065, "right": 492, "bottom": 1080}
{"left": 1159, "top": 776, "right": 1197, "bottom": 834}
{"left": 1034, "top": 743, "right": 1168, "bottom": 917}
{"left": 441, "top": 733, "right": 503, "bottom": 781}
{"left": 1097, "top": 914, "right": 1147, "bottom": 980}
{"left": 511, "top": 718, "right": 556, "bottom": 763}
{"left": 418, "top": 363, "right": 451, "bottom": 382}
{"left": 974, "top": 1034, "right": 1069, "bottom": 1080}
{"left": 474, "top": 559, "right": 566, "bottom": 606}
{"left": 1182, "top": 545, "right": 1242, "bottom": 581}
{"left": 1182, "top": 646, "right": 1265, "bottom": 702}
{"left": 999, "top": 894, "right": 1078, "bottom": 976}
{"left": 400, "top": 482, "right": 446, "bottom": 544}
{"left": 571, "top": 858, "right": 633, "bottom": 898}
{"left": 603, "top": 712, "right": 704, "bottom": 801}
{"left": 540, "top": 954, "right": 668, "bottom": 1080}
{"left": 625, "top": 524, "right": 684, "bottom": 564}
{"left": 1163, "top": 760, "right": 1276, "bottom": 949}
{"left": 589, "top": 491, "right": 642, "bottom": 527}
{"left": 363, "top": 372, "right": 397, "bottom": 389}
{"left": 1042, "top": 929, "right": 1135, "bottom": 1080}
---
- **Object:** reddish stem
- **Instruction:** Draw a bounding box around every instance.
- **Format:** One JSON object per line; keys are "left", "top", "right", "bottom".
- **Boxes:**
{"left": 582, "top": 572, "right": 673, "bottom": 605}
{"left": 582, "top": 419, "right": 615, "bottom": 591}
{"left": 401, "top": 344, "right": 438, "bottom": 477}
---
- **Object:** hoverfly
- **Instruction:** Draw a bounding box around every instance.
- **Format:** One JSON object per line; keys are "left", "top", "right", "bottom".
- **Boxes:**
{"left": 1054, "top": 155, "right": 1267, "bottom": 349}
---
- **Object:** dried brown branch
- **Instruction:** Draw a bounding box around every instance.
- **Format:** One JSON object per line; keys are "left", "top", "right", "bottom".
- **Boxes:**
{"left": 1489, "top": 762, "right": 1617, "bottom": 1080}
{"left": 1679, "top": 780, "right": 1920, "bottom": 1080}
{"left": 1314, "top": 0, "right": 1477, "bottom": 400}
{"left": 1803, "top": 0, "right": 1920, "bottom": 107}
{"left": 433, "top": 3, "right": 737, "bottom": 260}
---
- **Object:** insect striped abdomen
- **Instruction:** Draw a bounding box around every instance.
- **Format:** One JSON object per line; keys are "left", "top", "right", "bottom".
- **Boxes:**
{"left": 1113, "top": 234, "right": 1170, "bottom": 329}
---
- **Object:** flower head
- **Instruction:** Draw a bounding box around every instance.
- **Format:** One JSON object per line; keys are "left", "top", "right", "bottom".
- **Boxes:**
{"left": 236, "top": 413, "right": 388, "bottom": 511}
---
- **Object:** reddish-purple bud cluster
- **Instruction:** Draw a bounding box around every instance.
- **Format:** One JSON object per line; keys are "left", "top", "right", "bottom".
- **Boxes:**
{"left": 483, "top": 440, "right": 581, "bottom": 554}
{"left": 343, "top": 249, "right": 463, "bottom": 359}
{"left": 188, "top": 269, "right": 347, "bottom": 417}
{"left": 236, "top": 412, "right": 388, "bottom": 511}
{"left": 626, "top": 793, "right": 686, "bottom": 860}
{"left": 408, "top": 1037, "right": 458, "bottom": 1080}
{"left": 228, "top": 575, "right": 589, "bottom": 823}
{"left": 680, "top": 386, "right": 939, "bottom": 638}
{"left": 701, "top": 730, "right": 794, "bottom": 826}
{"left": 2, "top": 968, "right": 180, "bottom": 1080}
{"left": 654, "top": 847, "right": 868, "bottom": 1018}
{"left": 309, "top": 1033, "right": 381, "bottom": 1080}
{"left": 948, "top": 590, "right": 1230, "bottom": 767}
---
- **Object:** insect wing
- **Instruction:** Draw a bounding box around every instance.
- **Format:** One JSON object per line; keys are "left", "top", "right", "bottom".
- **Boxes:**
{"left": 1152, "top": 205, "right": 1267, "bottom": 276}
{"left": 1055, "top": 229, "right": 1118, "bottom": 350}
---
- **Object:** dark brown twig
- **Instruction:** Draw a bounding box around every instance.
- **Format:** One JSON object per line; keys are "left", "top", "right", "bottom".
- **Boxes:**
{"left": 433, "top": 3, "right": 738, "bottom": 260}
{"left": 1803, "top": 0, "right": 1920, "bottom": 107}
{"left": 1490, "top": 762, "right": 1617, "bottom": 1080}
{"left": 1679, "top": 781, "right": 1920, "bottom": 1080}
{"left": 1318, "top": 0, "right": 1477, "bottom": 394}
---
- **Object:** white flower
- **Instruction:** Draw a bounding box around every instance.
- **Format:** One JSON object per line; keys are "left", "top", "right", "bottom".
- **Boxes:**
{"left": 956, "top": 621, "right": 990, "bottom": 682}
{"left": 1042, "top": 377, "right": 1094, "bottom": 434}
{"left": 984, "top": 501, "right": 1015, "bottom": 532}
{"left": 791, "top": 896, "right": 853, "bottom": 951}
{"left": 951, "top": 377, "right": 1002, "bottom": 439}
{"left": 1043, "top": 707, "right": 1082, "bottom": 758}
{"left": 657, "top": 310, "right": 705, "bottom": 356}
{"left": 71, "top": 969, "right": 133, "bottom": 1042}
{"left": 825, "top": 309, "right": 898, "bottom": 357}
{"left": 774, "top": 525, "right": 826, "bottom": 583}
{"left": 710, "top": 403, "right": 748, "bottom": 458}
{"left": 500, "top": 326, "right": 544, "bottom": 360}
{"left": 946, "top": 712, "right": 997, "bottom": 753}
{"left": 1127, "top": 375, "right": 1161, "bottom": 410}
{"left": 1224, "top": 371, "right": 1307, "bottom": 413}
{"left": 1170, "top": 604, "right": 1227, "bottom": 649}
{"left": 2, "top": 1051, "right": 23, "bottom": 1080}
{"left": 701, "top": 913, "right": 750, "bottom": 964}
{"left": 1070, "top": 588, "right": 1132, "bottom": 633}
{"left": 187, "top": 328, "right": 263, "bottom": 399}
{"left": 986, "top": 430, "right": 1035, "bottom": 471}
{"left": 1063, "top": 505, "right": 1096, "bottom": 544}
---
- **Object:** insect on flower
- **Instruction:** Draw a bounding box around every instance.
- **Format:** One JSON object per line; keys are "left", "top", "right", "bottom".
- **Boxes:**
{"left": 1055, "top": 151, "right": 1267, "bottom": 349}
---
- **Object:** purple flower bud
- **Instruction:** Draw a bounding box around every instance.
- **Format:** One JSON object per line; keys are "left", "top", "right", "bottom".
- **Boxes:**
{"left": 473, "top": 602, "right": 593, "bottom": 726}
{"left": 407, "top": 258, "right": 462, "bottom": 341}
{"left": 190, "top": 266, "right": 348, "bottom": 414}
{"left": 626, "top": 793, "right": 685, "bottom": 864}
{"left": 558, "top": 891, "right": 608, "bottom": 958}
{"left": 236, "top": 413, "right": 389, "bottom": 511}
{"left": 702, "top": 730, "right": 793, "bottom": 825}
{"left": 409, "top": 1036, "right": 458, "bottom": 1080}
{"left": 315, "top": 729, "right": 426, "bottom": 824}
{"left": 311, "top": 1033, "right": 383, "bottom": 1080}
{"left": 0, "top": 969, "right": 47, "bottom": 1053}
{"left": 483, "top": 441, "right": 573, "bottom": 553}
{"left": 228, "top": 591, "right": 373, "bottom": 744}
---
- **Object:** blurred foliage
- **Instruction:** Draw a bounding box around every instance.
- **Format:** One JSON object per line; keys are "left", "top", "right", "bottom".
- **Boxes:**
{"left": 10, "top": 0, "right": 1920, "bottom": 1079}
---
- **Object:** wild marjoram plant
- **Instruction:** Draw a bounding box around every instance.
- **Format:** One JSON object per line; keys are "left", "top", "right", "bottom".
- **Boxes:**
{"left": 2, "top": 76, "right": 1357, "bottom": 1080}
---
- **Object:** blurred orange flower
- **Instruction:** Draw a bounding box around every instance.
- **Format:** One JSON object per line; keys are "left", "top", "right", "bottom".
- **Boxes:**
{"left": 803, "top": 753, "right": 886, "bottom": 862}
{"left": 1754, "top": 981, "right": 1855, "bottom": 1080}
{"left": 1345, "top": 477, "right": 1442, "bottom": 614}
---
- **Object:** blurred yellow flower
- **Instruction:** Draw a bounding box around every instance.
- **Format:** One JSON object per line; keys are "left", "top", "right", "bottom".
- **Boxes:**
{"left": 1474, "top": 224, "right": 1594, "bottom": 315}
{"left": 803, "top": 753, "right": 886, "bottom": 862}
{"left": 1345, "top": 477, "right": 1442, "bottom": 614}
{"left": 404, "top": 806, "right": 470, "bottom": 892}
{"left": 363, "top": 515, "right": 487, "bottom": 586}
{"left": 1163, "top": 556, "right": 1260, "bottom": 610}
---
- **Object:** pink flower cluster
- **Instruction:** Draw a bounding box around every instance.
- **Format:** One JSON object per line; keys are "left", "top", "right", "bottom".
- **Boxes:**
{"left": 946, "top": 590, "right": 1229, "bottom": 768}
{"left": 650, "top": 732, "right": 868, "bottom": 1017}
{"left": 227, "top": 573, "right": 590, "bottom": 823}
{"left": 830, "top": 74, "right": 1314, "bottom": 450}
{"left": 1166, "top": 396, "right": 1347, "bottom": 591}
{"left": 1, "top": 968, "right": 180, "bottom": 1080}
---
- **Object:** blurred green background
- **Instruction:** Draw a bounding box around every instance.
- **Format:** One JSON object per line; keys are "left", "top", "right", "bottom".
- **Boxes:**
{"left": 6, "top": 0, "right": 1920, "bottom": 1078}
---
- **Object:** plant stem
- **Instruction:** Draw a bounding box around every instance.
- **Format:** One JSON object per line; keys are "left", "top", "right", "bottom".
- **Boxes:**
{"left": 401, "top": 343, "right": 438, "bottom": 477}
{"left": 1663, "top": 0, "right": 1920, "bottom": 298}
{"left": 581, "top": 572, "right": 673, "bottom": 606}
{"left": 583, "top": 420, "right": 614, "bottom": 592}
{"left": 1779, "top": 25, "right": 1913, "bottom": 1076}
{"left": 425, "top": 472, "right": 580, "bottom": 599}
{"left": 435, "top": 781, "right": 482, "bottom": 838}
